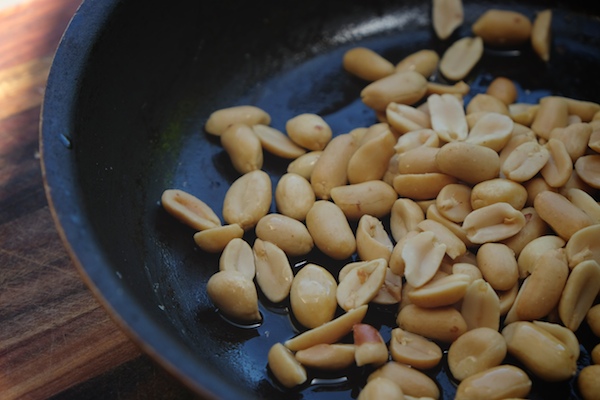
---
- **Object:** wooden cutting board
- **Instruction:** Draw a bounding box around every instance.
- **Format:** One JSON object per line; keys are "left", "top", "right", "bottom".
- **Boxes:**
{"left": 0, "top": 0, "right": 198, "bottom": 398}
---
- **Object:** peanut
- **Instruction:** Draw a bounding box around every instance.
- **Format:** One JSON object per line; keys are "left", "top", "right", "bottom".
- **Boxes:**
{"left": 447, "top": 327, "right": 507, "bottom": 381}
{"left": 161, "top": 189, "right": 221, "bottom": 231}
{"left": 343, "top": 47, "right": 395, "bottom": 81}
{"left": 220, "top": 123, "right": 263, "bottom": 174}
{"left": 205, "top": 105, "right": 270, "bottom": 136}
{"left": 439, "top": 36, "right": 484, "bottom": 81}
{"left": 472, "top": 9, "right": 532, "bottom": 46}
{"left": 286, "top": 113, "right": 332, "bottom": 151}
{"left": 389, "top": 327, "right": 443, "bottom": 370}
{"left": 255, "top": 213, "right": 314, "bottom": 256}
{"left": 206, "top": 270, "right": 261, "bottom": 323}
{"left": 253, "top": 238, "right": 294, "bottom": 303}
{"left": 455, "top": 365, "right": 532, "bottom": 400}
{"left": 290, "top": 263, "right": 337, "bottom": 329}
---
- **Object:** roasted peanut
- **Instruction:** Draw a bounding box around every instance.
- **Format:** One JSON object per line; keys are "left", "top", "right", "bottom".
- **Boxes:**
{"left": 358, "top": 377, "right": 405, "bottom": 400}
{"left": 394, "top": 128, "right": 439, "bottom": 154}
{"left": 418, "top": 219, "right": 466, "bottom": 260}
{"left": 222, "top": 169, "right": 272, "bottom": 230}
{"left": 462, "top": 202, "right": 526, "bottom": 244}
{"left": 466, "top": 112, "right": 513, "bottom": 151}
{"left": 386, "top": 102, "right": 431, "bottom": 134}
{"left": 331, "top": 180, "right": 397, "bottom": 220}
{"left": 389, "top": 327, "right": 443, "bottom": 370}
{"left": 566, "top": 188, "right": 600, "bottom": 223}
{"left": 500, "top": 206, "right": 549, "bottom": 257}
{"left": 290, "top": 263, "right": 337, "bottom": 329}
{"left": 565, "top": 224, "right": 600, "bottom": 268}
{"left": 436, "top": 141, "right": 500, "bottom": 184}
{"left": 337, "top": 258, "right": 387, "bottom": 311}
{"left": 439, "top": 36, "right": 484, "bottom": 81}
{"left": 502, "top": 321, "right": 577, "bottom": 381}
{"left": 354, "top": 323, "right": 389, "bottom": 367}
{"left": 486, "top": 76, "right": 518, "bottom": 105}
{"left": 368, "top": 361, "right": 440, "bottom": 399}
{"left": 436, "top": 183, "right": 472, "bottom": 223}
{"left": 252, "top": 124, "right": 306, "bottom": 159}
{"left": 448, "top": 327, "right": 507, "bottom": 381}
{"left": 286, "top": 150, "right": 322, "bottom": 180}
{"left": 193, "top": 223, "right": 244, "bottom": 253}
{"left": 220, "top": 123, "right": 263, "bottom": 174}
{"left": 471, "top": 178, "right": 527, "bottom": 211}
{"left": 253, "top": 238, "right": 294, "bottom": 303}
{"left": 311, "top": 133, "right": 359, "bottom": 199}
{"left": 205, "top": 105, "right": 270, "bottom": 136}
{"left": 294, "top": 343, "right": 355, "bottom": 370}
{"left": 517, "top": 234, "right": 565, "bottom": 278}
{"left": 355, "top": 215, "right": 394, "bottom": 262}
{"left": 285, "top": 305, "right": 368, "bottom": 351}
{"left": 502, "top": 141, "right": 550, "bottom": 182}
{"left": 268, "top": 343, "right": 307, "bottom": 388}
{"left": 305, "top": 200, "right": 356, "bottom": 260}
{"left": 461, "top": 278, "right": 501, "bottom": 330}
{"left": 402, "top": 231, "right": 446, "bottom": 288}
{"left": 534, "top": 190, "right": 593, "bottom": 240}
{"left": 397, "top": 304, "right": 467, "bottom": 343}
{"left": 532, "top": 320, "right": 580, "bottom": 360}
{"left": 275, "top": 172, "right": 315, "bottom": 221}
{"left": 588, "top": 305, "right": 600, "bottom": 337}
{"left": 161, "top": 189, "right": 221, "bottom": 231}
{"left": 432, "top": 0, "right": 463, "bottom": 40}
{"left": 343, "top": 47, "right": 395, "bottom": 81}
{"left": 455, "top": 365, "right": 532, "bottom": 400}
{"left": 476, "top": 243, "right": 519, "bottom": 291}
{"left": 472, "top": 9, "right": 532, "bottom": 46}
{"left": 540, "top": 138, "right": 573, "bottom": 188}
{"left": 395, "top": 49, "right": 440, "bottom": 78}
{"left": 428, "top": 93, "right": 468, "bottom": 142}
{"left": 575, "top": 155, "right": 600, "bottom": 189}
{"left": 531, "top": 9, "right": 552, "bottom": 62}
{"left": 219, "top": 237, "right": 255, "bottom": 280}
{"left": 286, "top": 113, "right": 332, "bottom": 151}
{"left": 389, "top": 231, "right": 418, "bottom": 277}
{"left": 255, "top": 213, "right": 314, "bottom": 257}
{"left": 510, "top": 248, "right": 569, "bottom": 322}
{"left": 389, "top": 199, "right": 425, "bottom": 242}
{"left": 347, "top": 128, "right": 397, "bottom": 184}
{"left": 466, "top": 93, "right": 510, "bottom": 116}
{"left": 452, "top": 262, "right": 483, "bottom": 283}
{"left": 206, "top": 270, "right": 261, "bottom": 322}
{"left": 558, "top": 260, "right": 600, "bottom": 331}
{"left": 427, "top": 80, "right": 471, "bottom": 96}
{"left": 396, "top": 146, "right": 440, "bottom": 174}
{"left": 549, "top": 122, "right": 592, "bottom": 162}
{"left": 426, "top": 204, "right": 473, "bottom": 247}
{"left": 531, "top": 96, "right": 569, "bottom": 140}
{"left": 361, "top": 70, "right": 428, "bottom": 111}
{"left": 393, "top": 172, "right": 458, "bottom": 200}
{"left": 578, "top": 365, "right": 600, "bottom": 400}
{"left": 407, "top": 273, "right": 470, "bottom": 308}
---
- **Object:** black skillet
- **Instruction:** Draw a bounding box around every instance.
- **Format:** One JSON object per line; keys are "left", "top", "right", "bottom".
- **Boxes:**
{"left": 41, "top": 0, "right": 600, "bottom": 398}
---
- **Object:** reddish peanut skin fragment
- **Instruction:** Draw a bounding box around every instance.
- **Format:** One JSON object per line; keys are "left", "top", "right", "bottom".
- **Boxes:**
{"left": 353, "top": 323, "right": 388, "bottom": 367}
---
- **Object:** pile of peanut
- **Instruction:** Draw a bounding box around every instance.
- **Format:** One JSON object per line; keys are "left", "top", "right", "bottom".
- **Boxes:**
{"left": 161, "top": 2, "right": 600, "bottom": 399}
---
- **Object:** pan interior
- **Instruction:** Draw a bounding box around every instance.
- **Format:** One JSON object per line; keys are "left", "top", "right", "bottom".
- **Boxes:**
{"left": 43, "top": 0, "right": 600, "bottom": 398}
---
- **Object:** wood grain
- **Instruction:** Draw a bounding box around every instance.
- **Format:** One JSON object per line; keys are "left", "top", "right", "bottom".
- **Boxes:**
{"left": 0, "top": 0, "right": 198, "bottom": 398}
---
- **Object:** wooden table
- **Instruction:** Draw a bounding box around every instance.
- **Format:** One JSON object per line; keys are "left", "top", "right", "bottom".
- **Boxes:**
{"left": 0, "top": 0, "right": 199, "bottom": 398}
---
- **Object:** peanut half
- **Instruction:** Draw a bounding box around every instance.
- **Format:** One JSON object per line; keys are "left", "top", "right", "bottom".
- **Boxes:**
{"left": 290, "top": 263, "right": 338, "bottom": 329}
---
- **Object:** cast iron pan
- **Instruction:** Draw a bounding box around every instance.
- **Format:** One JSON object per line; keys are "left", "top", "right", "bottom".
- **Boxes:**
{"left": 41, "top": 0, "right": 600, "bottom": 398}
